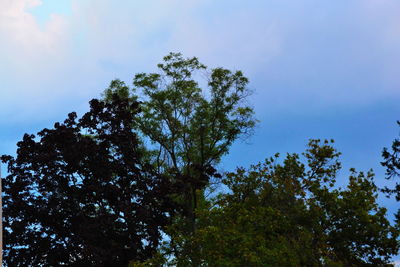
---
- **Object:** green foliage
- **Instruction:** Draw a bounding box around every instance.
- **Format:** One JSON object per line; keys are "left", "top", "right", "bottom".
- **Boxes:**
{"left": 165, "top": 140, "right": 399, "bottom": 266}
{"left": 104, "top": 52, "right": 256, "bottom": 175}
{"left": 4, "top": 53, "right": 397, "bottom": 266}
{"left": 104, "top": 53, "right": 257, "bottom": 262}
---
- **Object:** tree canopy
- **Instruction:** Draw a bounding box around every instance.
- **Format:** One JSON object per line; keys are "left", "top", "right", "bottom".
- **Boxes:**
{"left": 2, "top": 54, "right": 399, "bottom": 266}
{"left": 104, "top": 53, "right": 257, "bottom": 261}
{"left": 104, "top": 53, "right": 256, "bottom": 175}
{"left": 161, "top": 140, "right": 399, "bottom": 266}
{"left": 1, "top": 95, "right": 175, "bottom": 266}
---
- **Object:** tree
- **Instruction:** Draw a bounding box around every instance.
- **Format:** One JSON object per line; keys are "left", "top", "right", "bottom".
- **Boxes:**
{"left": 169, "top": 140, "right": 399, "bottom": 266}
{"left": 1, "top": 95, "right": 175, "bottom": 266}
{"left": 104, "top": 53, "right": 255, "bottom": 175}
{"left": 104, "top": 53, "right": 256, "bottom": 260}
{"left": 382, "top": 121, "right": 400, "bottom": 222}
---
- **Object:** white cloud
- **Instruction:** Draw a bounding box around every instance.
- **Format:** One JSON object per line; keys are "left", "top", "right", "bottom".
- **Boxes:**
{"left": 0, "top": 0, "right": 69, "bottom": 63}
{"left": 0, "top": 0, "right": 71, "bottom": 120}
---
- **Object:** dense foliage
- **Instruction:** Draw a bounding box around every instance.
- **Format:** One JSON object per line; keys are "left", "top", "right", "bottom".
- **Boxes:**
{"left": 156, "top": 140, "right": 399, "bottom": 266}
{"left": 2, "top": 54, "right": 399, "bottom": 266}
{"left": 1, "top": 95, "right": 175, "bottom": 266}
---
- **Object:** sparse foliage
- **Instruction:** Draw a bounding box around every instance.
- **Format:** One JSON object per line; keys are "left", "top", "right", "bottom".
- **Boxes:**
{"left": 382, "top": 120, "right": 400, "bottom": 222}
{"left": 104, "top": 53, "right": 257, "bottom": 261}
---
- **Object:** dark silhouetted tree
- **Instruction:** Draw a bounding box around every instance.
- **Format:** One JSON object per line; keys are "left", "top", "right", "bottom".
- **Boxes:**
{"left": 1, "top": 95, "right": 175, "bottom": 266}
{"left": 382, "top": 120, "right": 400, "bottom": 222}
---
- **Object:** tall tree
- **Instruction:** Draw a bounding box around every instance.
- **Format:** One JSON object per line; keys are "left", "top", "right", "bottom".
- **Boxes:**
{"left": 166, "top": 140, "right": 399, "bottom": 266}
{"left": 104, "top": 53, "right": 256, "bottom": 175}
{"left": 1, "top": 95, "right": 175, "bottom": 266}
{"left": 104, "top": 53, "right": 256, "bottom": 257}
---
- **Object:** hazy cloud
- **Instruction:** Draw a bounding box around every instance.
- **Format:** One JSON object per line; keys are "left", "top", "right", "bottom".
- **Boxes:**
{"left": 0, "top": 0, "right": 71, "bottom": 120}
{"left": 0, "top": 0, "right": 399, "bottom": 123}
{"left": 0, "top": 0, "right": 69, "bottom": 67}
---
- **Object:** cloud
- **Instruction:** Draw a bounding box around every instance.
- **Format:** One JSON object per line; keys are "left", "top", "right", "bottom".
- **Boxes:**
{"left": 244, "top": 0, "right": 400, "bottom": 115}
{"left": 0, "top": 0, "right": 69, "bottom": 64}
{"left": 0, "top": 0, "right": 71, "bottom": 120}
{"left": 66, "top": 0, "right": 281, "bottom": 73}
{"left": 1, "top": 0, "right": 399, "bottom": 124}
{"left": 163, "top": 2, "right": 282, "bottom": 71}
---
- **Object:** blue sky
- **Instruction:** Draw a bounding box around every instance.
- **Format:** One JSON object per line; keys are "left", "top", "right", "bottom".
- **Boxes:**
{"left": 0, "top": 0, "right": 399, "bottom": 234}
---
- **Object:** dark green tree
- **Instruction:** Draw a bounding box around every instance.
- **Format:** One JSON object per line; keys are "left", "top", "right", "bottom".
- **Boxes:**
{"left": 382, "top": 121, "right": 400, "bottom": 179}
{"left": 104, "top": 53, "right": 256, "bottom": 261}
{"left": 1, "top": 95, "right": 175, "bottom": 266}
{"left": 382, "top": 120, "right": 400, "bottom": 223}
{"left": 167, "top": 140, "right": 399, "bottom": 266}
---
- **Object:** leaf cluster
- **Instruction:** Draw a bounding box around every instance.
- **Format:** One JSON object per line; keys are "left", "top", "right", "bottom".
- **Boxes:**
{"left": 104, "top": 52, "right": 256, "bottom": 174}
{"left": 381, "top": 120, "right": 400, "bottom": 224}
{"left": 166, "top": 140, "right": 399, "bottom": 266}
{"left": 1, "top": 95, "right": 175, "bottom": 266}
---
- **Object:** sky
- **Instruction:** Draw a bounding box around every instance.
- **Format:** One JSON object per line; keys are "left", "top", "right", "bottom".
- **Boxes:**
{"left": 0, "top": 0, "right": 400, "bottom": 249}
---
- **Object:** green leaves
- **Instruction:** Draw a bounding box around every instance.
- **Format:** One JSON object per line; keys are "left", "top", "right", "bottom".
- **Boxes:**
{"left": 102, "top": 53, "right": 257, "bottom": 265}
{"left": 104, "top": 53, "right": 256, "bottom": 176}
{"left": 7, "top": 52, "right": 397, "bottom": 265}
{"left": 170, "top": 140, "right": 399, "bottom": 266}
